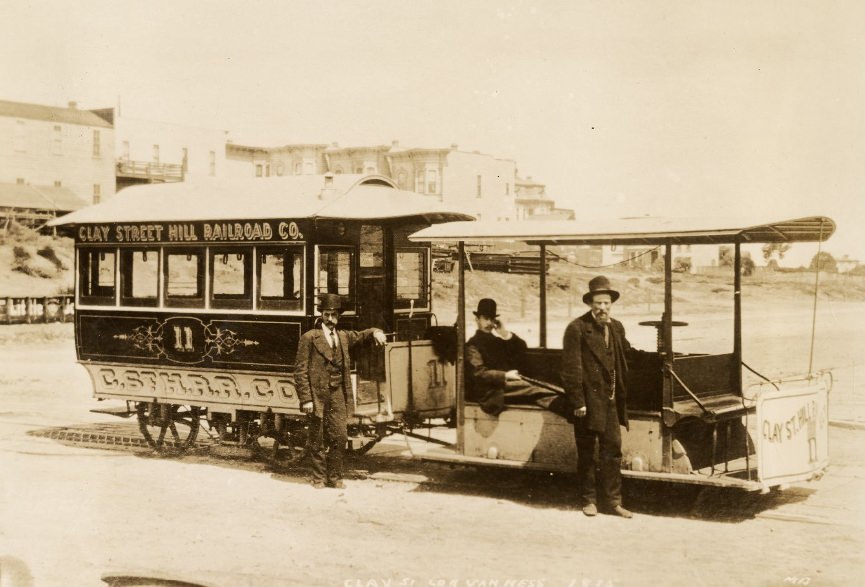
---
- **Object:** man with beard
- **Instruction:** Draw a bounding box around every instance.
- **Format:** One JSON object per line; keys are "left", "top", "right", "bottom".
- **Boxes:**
{"left": 465, "top": 298, "right": 570, "bottom": 418}
{"left": 561, "top": 276, "right": 634, "bottom": 518}
{"left": 295, "top": 293, "right": 387, "bottom": 489}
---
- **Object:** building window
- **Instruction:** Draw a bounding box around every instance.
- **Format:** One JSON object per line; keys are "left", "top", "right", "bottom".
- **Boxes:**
{"left": 366, "top": 166, "right": 375, "bottom": 174}
{"left": 294, "top": 162, "right": 302, "bottom": 175}
{"left": 276, "top": 163, "right": 284, "bottom": 176}
{"left": 181, "top": 148, "right": 188, "bottom": 173}
{"left": 152, "top": 144, "right": 160, "bottom": 164}
{"left": 266, "top": 164, "right": 271, "bottom": 177}
{"left": 258, "top": 245, "right": 304, "bottom": 311}
{"left": 120, "top": 248, "right": 159, "bottom": 307}
{"left": 334, "top": 166, "right": 343, "bottom": 174}
{"left": 304, "top": 161, "right": 314, "bottom": 174}
{"left": 394, "top": 248, "right": 429, "bottom": 311}
{"left": 426, "top": 170, "right": 437, "bottom": 195}
{"left": 54, "top": 181, "right": 61, "bottom": 187}
{"left": 209, "top": 151, "right": 216, "bottom": 176}
{"left": 210, "top": 248, "right": 253, "bottom": 310}
{"left": 14, "top": 120, "right": 25, "bottom": 152}
{"left": 416, "top": 170, "right": 425, "bottom": 193}
{"left": 92, "top": 130, "right": 101, "bottom": 157}
{"left": 476, "top": 175, "right": 482, "bottom": 198}
{"left": 79, "top": 249, "right": 116, "bottom": 305}
{"left": 16, "top": 178, "right": 25, "bottom": 185}
{"left": 164, "top": 249, "right": 205, "bottom": 308}
{"left": 256, "top": 164, "right": 263, "bottom": 177}
{"left": 122, "top": 141, "right": 130, "bottom": 161}
{"left": 354, "top": 165, "right": 363, "bottom": 174}
{"left": 316, "top": 246, "right": 355, "bottom": 312}
{"left": 52, "top": 125, "right": 62, "bottom": 155}
{"left": 93, "top": 184, "right": 101, "bottom": 204}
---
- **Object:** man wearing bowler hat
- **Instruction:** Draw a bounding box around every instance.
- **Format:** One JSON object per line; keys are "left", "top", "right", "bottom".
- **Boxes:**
{"left": 295, "top": 293, "right": 387, "bottom": 489}
{"left": 561, "top": 276, "right": 634, "bottom": 518}
{"left": 465, "top": 298, "right": 570, "bottom": 418}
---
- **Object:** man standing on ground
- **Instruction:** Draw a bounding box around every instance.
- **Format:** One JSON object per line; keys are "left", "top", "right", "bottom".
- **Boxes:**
{"left": 294, "top": 293, "right": 387, "bottom": 489}
{"left": 561, "top": 276, "right": 633, "bottom": 518}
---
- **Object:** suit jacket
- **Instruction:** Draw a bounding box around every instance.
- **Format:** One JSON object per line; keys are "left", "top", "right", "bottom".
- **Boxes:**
{"left": 561, "top": 311, "right": 631, "bottom": 432}
{"left": 465, "top": 329, "right": 528, "bottom": 415}
{"left": 294, "top": 326, "right": 380, "bottom": 418}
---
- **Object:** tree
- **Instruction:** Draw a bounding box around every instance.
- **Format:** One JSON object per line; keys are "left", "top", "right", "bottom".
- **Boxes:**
{"left": 809, "top": 251, "right": 837, "bottom": 273}
{"left": 763, "top": 242, "right": 791, "bottom": 261}
{"left": 718, "top": 246, "right": 733, "bottom": 267}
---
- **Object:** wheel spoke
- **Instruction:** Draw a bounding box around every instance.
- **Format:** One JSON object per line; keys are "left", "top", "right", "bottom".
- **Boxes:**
{"left": 136, "top": 403, "right": 201, "bottom": 453}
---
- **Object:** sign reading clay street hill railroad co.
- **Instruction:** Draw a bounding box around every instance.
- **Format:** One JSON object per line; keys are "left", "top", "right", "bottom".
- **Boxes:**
{"left": 77, "top": 220, "right": 306, "bottom": 244}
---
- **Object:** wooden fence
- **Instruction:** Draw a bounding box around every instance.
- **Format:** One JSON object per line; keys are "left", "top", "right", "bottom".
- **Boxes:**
{"left": 1, "top": 296, "right": 74, "bottom": 324}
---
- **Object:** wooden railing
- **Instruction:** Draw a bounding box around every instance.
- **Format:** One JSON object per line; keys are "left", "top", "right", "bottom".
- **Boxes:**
{"left": 1, "top": 296, "right": 74, "bottom": 324}
{"left": 116, "top": 159, "right": 184, "bottom": 182}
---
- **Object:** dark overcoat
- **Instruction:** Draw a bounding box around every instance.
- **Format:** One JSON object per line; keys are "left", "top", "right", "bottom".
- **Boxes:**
{"left": 465, "top": 330, "right": 528, "bottom": 415}
{"left": 294, "top": 327, "right": 379, "bottom": 418}
{"left": 561, "top": 311, "right": 631, "bottom": 432}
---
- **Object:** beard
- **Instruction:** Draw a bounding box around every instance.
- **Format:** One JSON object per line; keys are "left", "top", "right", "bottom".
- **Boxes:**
{"left": 593, "top": 310, "right": 610, "bottom": 323}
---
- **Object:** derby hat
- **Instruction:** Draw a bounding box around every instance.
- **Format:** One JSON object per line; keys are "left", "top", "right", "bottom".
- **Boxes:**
{"left": 317, "top": 293, "right": 343, "bottom": 312}
{"left": 473, "top": 298, "right": 499, "bottom": 318}
{"left": 582, "top": 275, "right": 620, "bottom": 305}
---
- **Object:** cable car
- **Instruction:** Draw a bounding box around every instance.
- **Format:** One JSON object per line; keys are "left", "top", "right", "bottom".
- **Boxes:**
{"left": 407, "top": 215, "right": 834, "bottom": 491}
{"left": 48, "top": 173, "right": 471, "bottom": 456}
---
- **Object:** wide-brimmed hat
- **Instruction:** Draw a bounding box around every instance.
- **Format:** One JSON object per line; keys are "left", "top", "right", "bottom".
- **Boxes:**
{"left": 317, "top": 293, "right": 342, "bottom": 312}
{"left": 473, "top": 298, "right": 499, "bottom": 318}
{"left": 582, "top": 276, "right": 620, "bottom": 305}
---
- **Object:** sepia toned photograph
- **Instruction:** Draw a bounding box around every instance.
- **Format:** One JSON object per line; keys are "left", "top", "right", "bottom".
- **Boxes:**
{"left": 1, "top": 2, "right": 863, "bottom": 586}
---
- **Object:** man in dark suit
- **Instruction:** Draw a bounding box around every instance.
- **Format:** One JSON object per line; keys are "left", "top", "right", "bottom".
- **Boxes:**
{"left": 561, "top": 276, "right": 633, "bottom": 518}
{"left": 466, "top": 298, "right": 570, "bottom": 418}
{"left": 294, "top": 293, "right": 386, "bottom": 489}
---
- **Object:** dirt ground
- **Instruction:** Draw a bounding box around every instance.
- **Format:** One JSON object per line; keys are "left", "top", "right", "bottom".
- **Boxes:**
{"left": 1, "top": 295, "right": 864, "bottom": 587}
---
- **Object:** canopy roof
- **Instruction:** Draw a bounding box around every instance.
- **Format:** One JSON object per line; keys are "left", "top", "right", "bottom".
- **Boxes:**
{"left": 409, "top": 215, "right": 835, "bottom": 245}
{"left": 47, "top": 174, "right": 474, "bottom": 226}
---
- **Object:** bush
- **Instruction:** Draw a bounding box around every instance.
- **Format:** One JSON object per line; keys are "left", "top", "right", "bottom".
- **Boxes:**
{"left": 37, "top": 245, "right": 67, "bottom": 271}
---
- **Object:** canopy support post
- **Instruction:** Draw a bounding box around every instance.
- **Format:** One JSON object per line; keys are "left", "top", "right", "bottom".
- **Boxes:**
{"left": 661, "top": 241, "right": 674, "bottom": 472}
{"left": 734, "top": 239, "right": 743, "bottom": 394}
{"left": 456, "top": 241, "right": 466, "bottom": 454}
{"left": 539, "top": 244, "right": 547, "bottom": 348}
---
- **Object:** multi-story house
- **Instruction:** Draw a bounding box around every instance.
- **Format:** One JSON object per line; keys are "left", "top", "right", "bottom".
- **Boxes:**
{"left": 225, "top": 142, "right": 331, "bottom": 178}
{"left": 224, "top": 138, "right": 573, "bottom": 223}
{"left": 514, "top": 176, "right": 574, "bottom": 220}
{"left": 0, "top": 99, "right": 115, "bottom": 211}
{"left": 106, "top": 110, "right": 227, "bottom": 190}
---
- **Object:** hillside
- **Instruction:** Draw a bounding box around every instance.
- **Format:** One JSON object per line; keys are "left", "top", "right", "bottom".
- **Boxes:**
{"left": 0, "top": 223, "right": 74, "bottom": 297}
{"left": 2, "top": 224, "right": 863, "bottom": 310}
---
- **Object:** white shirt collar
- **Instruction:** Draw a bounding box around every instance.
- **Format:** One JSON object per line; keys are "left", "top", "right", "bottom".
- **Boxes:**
{"left": 321, "top": 324, "right": 338, "bottom": 346}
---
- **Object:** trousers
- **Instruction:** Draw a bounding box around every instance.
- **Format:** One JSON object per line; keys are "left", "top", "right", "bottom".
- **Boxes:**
{"left": 308, "top": 385, "right": 348, "bottom": 484}
{"left": 574, "top": 397, "right": 623, "bottom": 507}
{"left": 503, "top": 380, "right": 572, "bottom": 420}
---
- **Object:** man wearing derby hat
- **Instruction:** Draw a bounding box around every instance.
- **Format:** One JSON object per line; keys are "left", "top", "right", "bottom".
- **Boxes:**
{"left": 295, "top": 293, "right": 387, "bottom": 489}
{"left": 562, "top": 276, "right": 634, "bottom": 518}
{"left": 465, "top": 298, "right": 570, "bottom": 418}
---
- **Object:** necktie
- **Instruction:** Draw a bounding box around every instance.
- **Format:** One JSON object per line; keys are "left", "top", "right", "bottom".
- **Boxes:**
{"left": 328, "top": 329, "right": 337, "bottom": 349}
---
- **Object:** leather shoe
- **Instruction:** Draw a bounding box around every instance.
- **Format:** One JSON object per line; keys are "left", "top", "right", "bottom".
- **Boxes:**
{"left": 310, "top": 480, "right": 326, "bottom": 489}
{"left": 581, "top": 503, "right": 598, "bottom": 517}
{"left": 328, "top": 480, "right": 345, "bottom": 489}
{"left": 611, "top": 505, "right": 633, "bottom": 518}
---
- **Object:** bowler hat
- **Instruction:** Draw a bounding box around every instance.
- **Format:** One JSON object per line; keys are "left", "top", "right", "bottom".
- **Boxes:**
{"left": 317, "top": 293, "right": 342, "bottom": 312}
{"left": 582, "top": 276, "right": 620, "bottom": 305}
{"left": 473, "top": 298, "right": 499, "bottom": 318}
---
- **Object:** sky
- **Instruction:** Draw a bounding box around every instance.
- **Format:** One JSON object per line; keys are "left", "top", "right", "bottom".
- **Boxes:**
{"left": 3, "top": 0, "right": 864, "bottom": 264}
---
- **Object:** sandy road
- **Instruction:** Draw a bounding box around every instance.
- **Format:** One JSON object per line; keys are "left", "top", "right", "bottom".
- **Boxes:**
{"left": 0, "top": 320, "right": 864, "bottom": 587}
